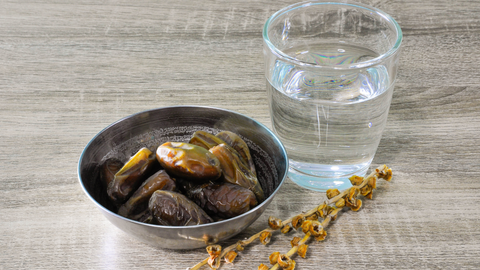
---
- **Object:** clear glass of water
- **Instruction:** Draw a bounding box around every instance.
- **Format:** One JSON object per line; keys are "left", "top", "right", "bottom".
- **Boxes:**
{"left": 263, "top": 1, "right": 402, "bottom": 191}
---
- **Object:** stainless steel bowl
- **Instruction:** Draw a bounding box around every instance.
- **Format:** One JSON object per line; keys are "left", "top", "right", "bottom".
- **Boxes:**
{"left": 78, "top": 106, "right": 288, "bottom": 249}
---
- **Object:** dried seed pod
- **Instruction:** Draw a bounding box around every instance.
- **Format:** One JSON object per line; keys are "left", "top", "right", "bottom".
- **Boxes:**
{"left": 286, "top": 261, "right": 296, "bottom": 270}
{"left": 277, "top": 254, "right": 296, "bottom": 270}
{"left": 269, "top": 251, "right": 280, "bottom": 265}
{"left": 281, "top": 225, "right": 292, "bottom": 234}
{"left": 107, "top": 147, "right": 158, "bottom": 204}
{"left": 206, "top": 245, "right": 222, "bottom": 269}
{"left": 236, "top": 241, "right": 246, "bottom": 251}
{"left": 206, "top": 245, "right": 222, "bottom": 257}
{"left": 349, "top": 175, "right": 364, "bottom": 186}
{"left": 350, "top": 199, "right": 363, "bottom": 212}
{"left": 258, "top": 264, "right": 269, "bottom": 270}
{"left": 345, "top": 186, "right": 359, "bottom": 207}
{"left": 309, "top": 221, "right": 324, "bottom": 237}
{"left": 216, "top": 131, "right": 257, "bottom": 177}
{"left": 208, "top": 256, "right": 220, "bottom": 269}
{"left": 268, "top": 216, "right": 282, "bottom": 230}
{"left": 117, "top": 170, "right": 176, "bottom": 221}
{"left": 326, "top": 205, "right": 337, "bottom": 216}
{"left": 224, "top": 250, "right": 238, "bottom": 264}
{"left": 290, "top": 236, "right": 301, "bottom": 247}
{"left": 365, "top": 191, "right": 373, "bottom": 200}
{"left": 189, "top": 130, "right": 227, "bottom": 150}
{"left": 149, "top": 190, "right": 213, "bottom": 226}
{"left": 305, "top": 213, "right": 318, "bottom": 221}
{"left": 335, "top": 198, "right": 346, "bottom": 208}
{"left": 377, "top": 166, "right": 392, "bottom": 181}
{"left": 291, "top": 215, "right": 305, "bottom": 229}
{"left": 360, "top": 185, "right": 372, "bottom": 197}
{"left": 259, "top": 231, "right": 272, "bottom": 245}
{"left": 210, "top": 144, "right": 265, "bottom": 202}
{"left": 297, "top": 244, "right": 308, "bottom": 258}
{"left": 317, "top": 203, "right": 327, "bottom": 218}
{"left": 385, "top": 168, "right": 393, "bottom": 181}
{"left": 156, "top": 142, "right": 222, "bottom": 182}
{"left": 326, "top": 188, "right": 340, "bottom": 199}
{"left": 318, "top": 205, "right": 334, "bottom": 219}
{"left": 301, "top": 220, "right": 312, "bottom": 234}
{"left": 314, "top": 230, "right": 327, "bottom": 241}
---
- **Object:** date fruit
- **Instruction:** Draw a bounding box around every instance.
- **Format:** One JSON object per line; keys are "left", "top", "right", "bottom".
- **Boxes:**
{"left": 156, "top": 142, "right": 221, "bottom": 182}
{"left": 118, "top": 170, "right": 176, "bottom": 221}
{"left": 149, "top": 190, "right": 213, "bottom": 226}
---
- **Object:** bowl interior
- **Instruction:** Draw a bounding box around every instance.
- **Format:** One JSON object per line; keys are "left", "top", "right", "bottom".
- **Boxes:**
{"left": 78, "top": 106, "right": 288, "bottom": 248}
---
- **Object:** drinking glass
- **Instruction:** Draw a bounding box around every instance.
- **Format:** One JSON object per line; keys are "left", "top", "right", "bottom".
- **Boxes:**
{"left": 263, "top": 0, "right": 402, "bottom": 191}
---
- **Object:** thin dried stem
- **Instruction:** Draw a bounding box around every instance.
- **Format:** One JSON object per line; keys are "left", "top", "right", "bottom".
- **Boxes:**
{"left": 189, "top": 258, "right": 209, "bottom": 270}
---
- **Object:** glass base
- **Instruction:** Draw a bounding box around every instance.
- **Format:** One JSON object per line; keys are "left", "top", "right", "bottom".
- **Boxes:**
{"left": 288, "top": 164, "right": 369, "bottom": 192}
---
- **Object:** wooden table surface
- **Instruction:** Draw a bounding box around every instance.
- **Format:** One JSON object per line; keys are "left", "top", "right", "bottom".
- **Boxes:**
{"left": 1, "top": 0, "right": 479, "bottom": 269}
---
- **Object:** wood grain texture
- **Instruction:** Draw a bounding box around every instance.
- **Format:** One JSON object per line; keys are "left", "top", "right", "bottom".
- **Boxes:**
{"left": 1, "top": 0, "right": 479, "bottom": 269}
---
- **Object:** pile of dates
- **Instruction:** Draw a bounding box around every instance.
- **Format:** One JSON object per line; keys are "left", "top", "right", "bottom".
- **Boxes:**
{"left": 99, "top": 130, "right": 265, "bottom": 226}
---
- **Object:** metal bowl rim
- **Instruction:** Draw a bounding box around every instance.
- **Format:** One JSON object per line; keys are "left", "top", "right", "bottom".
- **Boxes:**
{"left": 77, "top": 105, "right": 289, "bottom": 230}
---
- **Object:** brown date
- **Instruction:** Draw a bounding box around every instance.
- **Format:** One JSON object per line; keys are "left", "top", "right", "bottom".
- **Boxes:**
{"left": 179, "top": 179, "right": 257, "bottom": 219}
{"left": 107, "top": 147, "right": 158, "bottom": 204}
{"left": 209, "top": 144, "right": 265, "bottom": 202}
{"left": 189, "top": 130, "right": 226, "bottom": 150}
{"left": 156, "top": 142, "right": 221, "bottom": 182}
{"left": 100, "top": 158, "right": 123, "bottom": 189}
{"left": 149, "top": 190, "right": 213, "bottom": 226}
{"left": 117, "top": 170, "right": 176, "bottom": 221}
{"left": 216, "top": 131, "right": 257, "bottom": 177}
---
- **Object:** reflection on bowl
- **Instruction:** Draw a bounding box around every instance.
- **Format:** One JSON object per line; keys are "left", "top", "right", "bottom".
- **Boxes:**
{"left": 78, "top": 106, "right": 288, "bottom": 249}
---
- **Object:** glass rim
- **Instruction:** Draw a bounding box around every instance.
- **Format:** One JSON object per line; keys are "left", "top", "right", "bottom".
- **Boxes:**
{"left": 263, "top": 0, "right": 403, "bottom": 70}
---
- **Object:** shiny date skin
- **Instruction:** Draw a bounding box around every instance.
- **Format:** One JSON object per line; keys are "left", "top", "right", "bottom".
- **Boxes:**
{"left": 107, "top": 147, "right": 158, "bottom": 204}
{"left": 179, "top": 179, "right": 258, "bottom": 219}
{"left": 149, "top": 190, "right": 213, "bottom": 226}
{"left": 189, "top": 130, "right": 227, "bottom": 150}
{"left": 100, "top": 158, "right": 123, "bottom": 189}
{"left": 216, "top": 131, "right": 257, "bottom": 177}
{"left": 210, "top": 144, "right": 265, "bottom": 202}
{"left": 117, "top": 170, "right": 176, "bottom": 221}
{"left": 189, "top": 130, "right": 257, "bottom": 177}
{"left": 156, "top": 142, "right": 222, "bottom": 182}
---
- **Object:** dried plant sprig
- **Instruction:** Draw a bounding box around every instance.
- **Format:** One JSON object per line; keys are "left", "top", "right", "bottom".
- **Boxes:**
{"left": 281, "top": 225, "right": 292, "bottom": 234}
{"left": 269, "top": 232, "right": 311, "bottom": 270}
{"left": 269, "top": 252, "right": 280, "bottom": 265}
{"left": 277, "top": 254, "right": 296, "bottom": 270}
{"left": 224, "top": 250, "right": 237, "bottom": 264}
{"left": 206, "top": 245, "right": 222, "bottom": 269}
{"left": 260, "top": 231, "right": 273, "bottom": 245}
{"left": 189, "top": 228, "right": 276, "bottom": 270}
{"left": 290, "top": 237, "right": 301, "bottom": 247}
{"left": 258, "top": 264, "right": 269, "bottom": 270}
{"left": 326, "top": 188, "right": 340, "bottom": 199}
{"left": 206, "top": 245, "right": 222, "bottom": 257}
{"left": 268, "top": 165, "right": 390, "bottom": 270}
{"left": 297, "top": 244, "right": 308, "bottom": 258}
{"left": 269, "top": 215, "right": 329, "bottom": 270}
{"left": 188, "top": 165, "right": 392, "bottom": 270}
{"left": 268, "top": 216, "right": 283, "bottom": 230}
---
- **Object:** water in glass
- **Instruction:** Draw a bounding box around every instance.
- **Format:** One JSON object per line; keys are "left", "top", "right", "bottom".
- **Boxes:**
{"left": 266, "top": 42, "right": 393, "bottom": 191}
